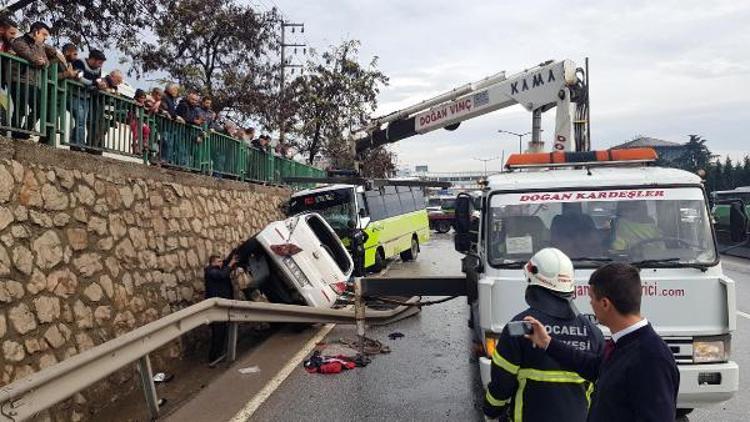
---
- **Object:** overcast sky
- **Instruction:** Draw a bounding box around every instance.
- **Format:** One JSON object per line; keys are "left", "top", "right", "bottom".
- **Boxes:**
{"left": 263, "top": 0, "right": 749, "bottom": 173}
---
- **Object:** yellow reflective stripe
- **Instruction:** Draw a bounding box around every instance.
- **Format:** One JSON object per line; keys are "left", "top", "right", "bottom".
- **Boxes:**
{"left": 517, "top": 368, "right": 586, "bottom": 383}
{"left": 514, "top": 377, "right": 527, "bottom": 422}
{"left": 485, "top": 390, "right": 510, "bottom": 407}
{"left": 491, "top": 349, "right": 519, "bottom": 375}
{"left": 585, "top": 382, "right": 594, "bottom": 407}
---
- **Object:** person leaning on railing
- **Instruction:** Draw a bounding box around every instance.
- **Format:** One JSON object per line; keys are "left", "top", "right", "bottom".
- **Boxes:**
{"left": 71, "top": 49, "right": 106, "bottom": 150}
{"left": 157, "top": 83, "right": 184, "bottom": 165}
{"left": 128, "top": 89, "right": 152, "bottom": 157}
{"left": 54, "top": 43, "right": 80, "bottom": 81}
{"left": 175, "top": 90, "right": 205, "bottom": 166}
{"left": 0, "top": 17, "right": 19, "bottom": 128}
{"left": 0, "top": 16, "right": 19, "bottom": 53}
{"left": 9, "top": 21, "right": 50, "bottom": 140}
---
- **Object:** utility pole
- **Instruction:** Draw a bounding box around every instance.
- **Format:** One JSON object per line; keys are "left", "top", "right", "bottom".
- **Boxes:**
{"left": 498, "top": 129, "right": 532, "bottom": 153}
{"left": 473, "top": 157, "right": 499, "bottom": 177}
{"left": 279, "top": 20, "right": 305, "bottom": 144}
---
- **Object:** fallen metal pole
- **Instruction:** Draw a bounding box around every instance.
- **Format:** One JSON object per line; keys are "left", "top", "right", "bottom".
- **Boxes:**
{"left": 361, "top": 276, "right": 468, "bottom": 297}
{"left": 355, "top": 278, "right": 366, "bottom": 357}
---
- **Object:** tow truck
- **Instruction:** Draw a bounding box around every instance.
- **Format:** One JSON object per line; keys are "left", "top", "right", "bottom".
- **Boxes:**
{"left": 346, "top": 59, "right": 742, "bottom": 417}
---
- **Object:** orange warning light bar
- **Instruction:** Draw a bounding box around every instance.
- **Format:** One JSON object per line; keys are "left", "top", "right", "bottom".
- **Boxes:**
{"left": 505, "top": 148, "right": 658, "bottom": 169}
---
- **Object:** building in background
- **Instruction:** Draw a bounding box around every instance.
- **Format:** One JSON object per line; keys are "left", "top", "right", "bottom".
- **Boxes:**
{"left": 612, "top": 136, "right": 688, "bottom": 163}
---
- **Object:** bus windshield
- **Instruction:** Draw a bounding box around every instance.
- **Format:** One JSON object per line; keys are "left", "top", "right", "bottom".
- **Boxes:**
{"left": 487, "top": 187, "right": 717, "bottom": 268}
{"left": 289, "top": 188, "right": 355, "bottom": 233}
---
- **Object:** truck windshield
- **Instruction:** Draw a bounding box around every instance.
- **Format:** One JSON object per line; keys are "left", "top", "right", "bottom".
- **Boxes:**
{"left": 289, "top": 188, "right": 355, "bottom": 233}
{"left": 487, "top": 187, "right": 717, "bottom": 267}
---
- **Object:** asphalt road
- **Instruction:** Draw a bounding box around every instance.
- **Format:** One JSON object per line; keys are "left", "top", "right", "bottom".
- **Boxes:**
{"left": 689, "top": 256, "right": 750, "bottom": 422}
{"left": 251, "top": 235, "right": 750, "bottom": 421}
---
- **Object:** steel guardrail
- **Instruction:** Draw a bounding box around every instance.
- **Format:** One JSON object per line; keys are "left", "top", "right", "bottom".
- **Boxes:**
{"left": 0, "top": 297, "right": 420, "bottom": 421}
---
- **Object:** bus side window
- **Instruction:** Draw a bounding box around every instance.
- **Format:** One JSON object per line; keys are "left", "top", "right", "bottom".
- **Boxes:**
{"left": 383, "top": 186, "right": 402, "bottom": 218}
{"left": 356, "top": 192, "right": 369, "bottom": 217}
{"left": 412, "top": 188, "right": 425, "bottom": 210}
{"left": 398, "top": 186, "right": 417, "bottom": 213}
{"left": 366, "top": 190, "right": 387, "bottom": 221}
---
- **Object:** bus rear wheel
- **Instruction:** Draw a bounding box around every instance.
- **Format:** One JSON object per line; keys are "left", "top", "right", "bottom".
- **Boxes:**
{"left": 400, "top": 237, "right": 419, "bottom": 261}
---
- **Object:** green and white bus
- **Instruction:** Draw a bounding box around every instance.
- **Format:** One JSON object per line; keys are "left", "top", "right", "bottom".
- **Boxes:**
{"left": 288, "top": 184, "right": 430, "bottom": 272}
{"left": 711, "top": 187, "right": 750, "bottom": 243}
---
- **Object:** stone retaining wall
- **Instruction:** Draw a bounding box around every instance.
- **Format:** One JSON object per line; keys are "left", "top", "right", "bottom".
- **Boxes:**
{"left": 0, "top": 138, "right": 289, "bottom": 420}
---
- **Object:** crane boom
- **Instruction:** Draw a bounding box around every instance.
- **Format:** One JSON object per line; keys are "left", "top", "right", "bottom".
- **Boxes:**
{"left": 355, "top": 59, "right": 588, "bottom": 157}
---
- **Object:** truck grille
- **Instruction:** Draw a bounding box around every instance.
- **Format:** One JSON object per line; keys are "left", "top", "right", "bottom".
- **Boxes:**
{"left": 664, "top": 337, "right": 693, "bottom": 363}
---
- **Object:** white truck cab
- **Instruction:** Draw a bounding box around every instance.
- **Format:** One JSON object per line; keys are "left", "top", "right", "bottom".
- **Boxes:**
{"left": 457, "top": 154, "right": 739, "bottom": 413}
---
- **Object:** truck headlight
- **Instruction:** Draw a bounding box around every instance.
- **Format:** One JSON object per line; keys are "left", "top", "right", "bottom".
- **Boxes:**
{"left": 693, "top": 335, "right": 730, "bottom": 363}
{"left": 484, "top": 332, "right": 499, "bottom": 358}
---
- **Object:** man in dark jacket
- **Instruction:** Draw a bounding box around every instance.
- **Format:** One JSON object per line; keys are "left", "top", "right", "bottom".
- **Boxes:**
{"left": 205, "top": 254, "right": 237, "bottom": 364}
{"left": 525, "top": 263, "right": 679, "bottom": 422}
{"left": 176, "top": 91, "right": 203, "bottom": 126}
{"left": 484, "top": 248, "right": 603, "bottom": 422}
{"left": 9, "top": 21, "right": 50, "bottom": 140}
{"left": 70, "top": 49, "right": 106, "bottom": 148}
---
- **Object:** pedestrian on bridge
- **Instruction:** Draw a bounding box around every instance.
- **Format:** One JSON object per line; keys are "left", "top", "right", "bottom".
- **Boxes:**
{"left": 205, "top": 254, "right": 237, "bottom": 365}
{"left": 483, "top": 248, "right": 604, "bottom": 422}
{"left": 524, "top": 263, "right": 679, "bottom": 422}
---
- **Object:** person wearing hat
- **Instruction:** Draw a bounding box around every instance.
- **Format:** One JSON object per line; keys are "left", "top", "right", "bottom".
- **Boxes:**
{"left": 483, "top": 247, "right": 604, "bottom": 422}
{"left": 524, "top": 263, "right": 680, "bottom": 422}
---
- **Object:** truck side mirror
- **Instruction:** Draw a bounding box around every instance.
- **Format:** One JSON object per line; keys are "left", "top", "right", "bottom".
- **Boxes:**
{"left": 729, "top": 201, "right": 748, "bottom": 243}
{"left": 454, "top": 193, "right": 476, "bottom": 254}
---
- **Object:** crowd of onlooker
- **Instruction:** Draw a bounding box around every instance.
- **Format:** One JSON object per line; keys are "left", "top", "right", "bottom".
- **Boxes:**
{"left": 0, "top": 16, "right": 294, "bottom": 167}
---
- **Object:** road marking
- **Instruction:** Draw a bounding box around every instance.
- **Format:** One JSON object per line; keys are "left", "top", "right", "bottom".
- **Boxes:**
{"left": 738, "top": 311, "right": 750, "bottom": 320}
{"left": 229, "top": 323, "right": 336, "bottom": 422}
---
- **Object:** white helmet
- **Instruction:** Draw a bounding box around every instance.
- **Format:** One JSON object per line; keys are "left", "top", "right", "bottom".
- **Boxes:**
{"left": 524, "top": 248, "right": 575, "bottom": 294}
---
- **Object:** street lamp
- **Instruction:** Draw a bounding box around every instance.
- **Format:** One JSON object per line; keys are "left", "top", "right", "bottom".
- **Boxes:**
{"left": 473, "top": 156, "right": 499, "bottom": 177}
{"left": 498, "top": 129, "right": 532, "bottom": 153}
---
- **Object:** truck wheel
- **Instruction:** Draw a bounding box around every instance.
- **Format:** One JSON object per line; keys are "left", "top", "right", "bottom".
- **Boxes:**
{"left": 400, "top": 237, "right": 419, "bottom": 261}
{"left": 435, "top": 221, "right": 451, "bottom": 233}
{"left": 371, "top": 248, "right": 385, "bottom": 272}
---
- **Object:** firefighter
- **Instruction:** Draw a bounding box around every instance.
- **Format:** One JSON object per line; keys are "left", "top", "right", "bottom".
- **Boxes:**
{"left": 483, "top": 248, "right": 604, "bottom": 422}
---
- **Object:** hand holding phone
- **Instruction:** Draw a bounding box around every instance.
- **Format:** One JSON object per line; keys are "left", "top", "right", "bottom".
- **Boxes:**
{"left": 507, "top": 320, "right": 533, "bottom": 337}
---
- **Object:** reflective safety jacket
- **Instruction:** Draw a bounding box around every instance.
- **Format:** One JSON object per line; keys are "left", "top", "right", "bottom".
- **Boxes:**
{"left": 483, "top": 287, "right": 604, "bottom": 422}
{"left": 611, "top": 218, "right": 661, "bottom": 250}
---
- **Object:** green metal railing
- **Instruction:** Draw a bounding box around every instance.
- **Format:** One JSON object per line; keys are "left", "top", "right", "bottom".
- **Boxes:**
{"left": 0, "top": 54, "right": 57, "bottom": 140}
{"left": 1, "top": 52, "right": 324, "bottom": 186}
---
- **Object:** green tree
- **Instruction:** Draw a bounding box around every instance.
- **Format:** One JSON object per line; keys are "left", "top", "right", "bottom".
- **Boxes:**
{"left": 740, "top": 156, "right": 750, "bottom": 187}
{"left": 723, "top": 156, "right": 739, "bottom": 190}
{"left": 289, "top": 40, "right": 390, "bottom": 172}
{"left": 1, "top": 0, "right": 157, "bottom": 48}
{"left": 707, "top": 159, "right": 724, "bottom": 192}
{"left": 123, "top": 0, "right": 280, "bottom": 121}
{"left": 674, "top": 134, "right": 715, "bottom": 173}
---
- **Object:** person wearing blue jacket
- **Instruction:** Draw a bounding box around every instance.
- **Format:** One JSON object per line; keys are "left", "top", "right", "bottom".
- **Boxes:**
{"left": 525, "top": 262, "right": 679, "bottom": 422}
